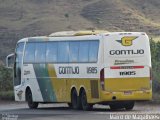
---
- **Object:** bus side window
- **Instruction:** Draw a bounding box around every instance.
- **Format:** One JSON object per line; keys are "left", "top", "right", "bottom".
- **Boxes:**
{"left": 24, "top": 43, "right": 35, "bottom": 63}
{"left": 79, "top": 41, "right": 89, "bottom": 62}
{"left": 46, "top": 42, "right": 58, "bottom": 63}
{"left": 69, "top": 41, "right": 79, "bottom": 63}
{"left": 35, "top": 42, "right": 46, "bottom": 63}
{"left": 58, "top": 42, "right": 69, "bottom": 63}
{"left": 89, "top": 41, "right": 99, "bottom": 62}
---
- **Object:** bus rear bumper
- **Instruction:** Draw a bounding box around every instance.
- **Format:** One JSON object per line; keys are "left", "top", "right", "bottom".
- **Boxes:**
{"left": 100, "top": 90, "right": 152, "bottom": 101}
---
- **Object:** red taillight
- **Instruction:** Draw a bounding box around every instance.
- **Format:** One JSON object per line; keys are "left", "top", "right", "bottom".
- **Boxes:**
{"left": 100, "top": 68, "right": 105, "bottom": 90}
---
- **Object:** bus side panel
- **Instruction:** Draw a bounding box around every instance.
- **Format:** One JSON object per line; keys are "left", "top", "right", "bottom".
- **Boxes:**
{"left": 24, "top": 63, "right": 67, "bottom": 103}
{"left": 48, "top": 63, "right": 102, "bottom": 103}
{"left": 47, "top": 64, "right": 68, "bottom": 102}
{"left": 33, "top": 64, "right": 57, "bottom": 102}
{"left": 18, "top": 64, "right": 43, "bottom": 102}
{"left": 55, "top": 64, "right": 101, "bottom": 103}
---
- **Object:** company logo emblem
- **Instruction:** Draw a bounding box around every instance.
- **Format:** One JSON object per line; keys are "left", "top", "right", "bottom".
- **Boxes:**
{"left": 116, "top": 36, "right": 138, "bottom": 46}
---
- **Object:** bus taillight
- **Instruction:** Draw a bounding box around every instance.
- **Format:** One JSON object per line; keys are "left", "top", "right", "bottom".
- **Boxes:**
{"left": 100, "top": 68, "right": 105, "bottom": 90}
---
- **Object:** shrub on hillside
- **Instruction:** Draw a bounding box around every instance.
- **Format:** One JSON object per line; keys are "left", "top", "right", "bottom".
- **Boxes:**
{"left": 0, "top": 65, "right": 13, "bottom": 91}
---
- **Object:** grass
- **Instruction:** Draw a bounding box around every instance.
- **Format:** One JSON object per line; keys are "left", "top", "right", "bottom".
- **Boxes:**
{"left": 0, "top": 91, "right": 14, "bottom": 100}
{"left": 152, "top": 92, "right": 160, "bottom": 102}
{"left": 151, "top": 36, "right": 160, "bottom": 42}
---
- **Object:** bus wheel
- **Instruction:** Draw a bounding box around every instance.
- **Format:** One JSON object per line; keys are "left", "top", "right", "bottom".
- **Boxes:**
{"left": 109, "top": 104, "right": 119, "bottom": 111}
{"left": 71, "top": 89, "right": 81, "bottom": 110}
{"left": 67, "top": 103, "right": 72, "bottom": 108}
{"left": 109, "top": 104, "right": 124, "bottom": 111}
{"left": 80, "top": 90, "right": 93, "bottom": 111}
{"left": 26, "top": 89, "right": 39, "bottom": 109}
{"left": 124, "top": 101, "right": 135, "bottom": 110}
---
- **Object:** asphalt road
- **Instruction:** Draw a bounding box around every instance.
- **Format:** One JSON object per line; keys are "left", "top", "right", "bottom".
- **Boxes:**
{"left": 0, "top": 101, "right": 160, "bottom": 120}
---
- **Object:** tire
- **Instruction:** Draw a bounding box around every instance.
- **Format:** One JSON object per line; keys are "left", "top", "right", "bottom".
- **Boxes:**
{"left": 109, "top": 104, "right": 124, "bottom": 111}
{"left": 26, "top": 89, "right": 39, "bottom": 109}
{"left": 80, "top": 90, "right": 93, "bottom": 111}
{"left": 110, "top": 104, "right": 120, "bottom": 111}
{"left": 110, "top": 101, "right": 135, "bottom": 111}
{"left": 124, "top": 101, "right": 135, "bottom": 110}
{"left": 67, "top": 103, "right": 72, "bottom": 108}
{"left": 71, "top": 89, "right": 81, "bottom": 110}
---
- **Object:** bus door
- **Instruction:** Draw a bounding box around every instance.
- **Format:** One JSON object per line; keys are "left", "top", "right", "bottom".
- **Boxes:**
{"left": 14, "top": 42, "right": 25, "bottom": 101}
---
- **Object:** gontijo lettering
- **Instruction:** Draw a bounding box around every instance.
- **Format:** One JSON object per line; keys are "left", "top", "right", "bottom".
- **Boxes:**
{"left": 109, "top": 49, "right": 144, "bottom": 55}
{"left": 59, "top": 66, "right": 79, "bottom": 74}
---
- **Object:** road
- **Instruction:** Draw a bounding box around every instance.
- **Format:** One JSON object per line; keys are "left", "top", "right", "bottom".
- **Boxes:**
{"left": 0, "top": 101, "right": 160, "bottom": 120}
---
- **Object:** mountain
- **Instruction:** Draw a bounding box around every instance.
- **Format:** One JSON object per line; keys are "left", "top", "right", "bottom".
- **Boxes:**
{"left": 0, "top": 0, "right": 160, "bottom": 63}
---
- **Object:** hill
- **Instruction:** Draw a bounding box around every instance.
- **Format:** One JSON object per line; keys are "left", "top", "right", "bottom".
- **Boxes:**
{"left": 0, "top": 0, "right": 160, "bottom": 62}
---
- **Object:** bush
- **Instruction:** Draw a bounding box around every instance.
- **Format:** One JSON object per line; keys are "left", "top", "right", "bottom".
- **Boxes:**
{"left": 0, "top": 65, "right": 13, "bottom": 91}
{"left": 64, "top": 13, "right": 69, "bottom": 18}
{"left": 0, "top": 91, "right": 14, "bottom": 100}
{"left": 150, "top": 39, "right": 160, "bottom": 93}
{"left": 0, "top": 65, "right": 13, "bottom": 100}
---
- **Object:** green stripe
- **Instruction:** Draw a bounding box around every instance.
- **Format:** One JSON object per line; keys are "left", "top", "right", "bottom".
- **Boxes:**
{"left": 33, "top": 64, "right": 56, "bottom": 102}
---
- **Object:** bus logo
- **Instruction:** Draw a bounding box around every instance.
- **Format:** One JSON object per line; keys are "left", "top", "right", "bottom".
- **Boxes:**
{"left": 116, "top": 36, "right": 138, "bottom": 46}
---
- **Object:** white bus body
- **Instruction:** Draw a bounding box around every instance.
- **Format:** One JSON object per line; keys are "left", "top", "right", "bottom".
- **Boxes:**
{"left": 6, "top": 31, "right": 152, "bottom": 110}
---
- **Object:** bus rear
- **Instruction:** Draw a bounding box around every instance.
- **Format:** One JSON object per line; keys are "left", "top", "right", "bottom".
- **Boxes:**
{"left": 100, "top": 32, "right": 152, "bottom": 109}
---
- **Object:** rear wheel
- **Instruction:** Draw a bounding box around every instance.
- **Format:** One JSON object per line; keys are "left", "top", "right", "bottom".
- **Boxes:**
{"left": 67, "top": 103, "right": 72, "bottom": 108}
{"left": 26, "top": 89, "right": 39, "bottom": 109}
{"left": 71, "top": 89, "right": 81, "bottom": 110}
{"left": 124, "top": 101, "right": 135, "bottom": 110}
{"left": 80, "top": 90, "right": 93, "bottom": 111}
{"left": 109, "top": 101, "right": 135, "bottom": 111}
{"left": 109, "top": 104, "right": 124, "bottom": 111}
{"left": 109, "top": 102, "right": 126, "bottom": 111}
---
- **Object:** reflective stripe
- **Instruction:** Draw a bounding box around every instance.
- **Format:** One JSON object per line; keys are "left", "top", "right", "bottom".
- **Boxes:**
{"left": 110, "top": 66, "right": 144, "bottom": 69}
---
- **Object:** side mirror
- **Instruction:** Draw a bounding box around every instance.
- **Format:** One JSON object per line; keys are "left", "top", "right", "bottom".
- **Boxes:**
{"left": 6, "top": 53, "right": 15, "bottom": 69}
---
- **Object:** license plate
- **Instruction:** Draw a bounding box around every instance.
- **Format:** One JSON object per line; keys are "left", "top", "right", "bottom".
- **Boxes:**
{"left": 124, "top": 91, "right": 132, "bottom": 95}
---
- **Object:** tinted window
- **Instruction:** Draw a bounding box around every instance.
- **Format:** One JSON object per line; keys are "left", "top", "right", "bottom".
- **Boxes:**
{"left": 58, "top": 42, "right": 69, "bottom": 63}
{"left": 23, "top": 40, "right": 99, "bottom": 64}
{"left": 24, "top": 42, "right": 35, "bottom": 63}
{"left": 14, "top": 42, "right": 24, "bottom": 86}
{"left": 89, "top": 41, "right": 99, "bottom": 62}
{"left": 79, "top": 41, "right": 89, "bottom": 62}
{"left": 46, "top": 42, "right": 58, "bottom": 62}
{"left": 35, "top": 42, "right": 46, "bottom": 62}
{"left": 69, "top": 42, "right": 79, "bottom": 62}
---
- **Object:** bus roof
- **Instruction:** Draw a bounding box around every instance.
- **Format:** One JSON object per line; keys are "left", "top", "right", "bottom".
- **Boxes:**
{"left": 49, "top": 30, "right": 108, "bottom": 37}
{"left": 17, "top": 31, "right": 147, "bottom": 43}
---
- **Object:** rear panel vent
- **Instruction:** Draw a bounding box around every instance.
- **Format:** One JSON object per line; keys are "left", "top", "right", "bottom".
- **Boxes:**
{"left": 90, "top": 80, "right": 99, "bottom": 98}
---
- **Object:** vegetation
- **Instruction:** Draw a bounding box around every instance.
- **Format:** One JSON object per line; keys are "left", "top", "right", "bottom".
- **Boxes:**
{"left": 0, "top": 91, "right": 14, "bottom": 100}
{"left": 150, "top": 39, "right": 160, "bottom": 96}
{"left": 1, "top": 0, "right": 160, "bottom": 61}
{"left": 64, "top": 13, "right": 69, "bottom": 18}
{"left": 0, "top": 65, "right": 13, "bottom": 100}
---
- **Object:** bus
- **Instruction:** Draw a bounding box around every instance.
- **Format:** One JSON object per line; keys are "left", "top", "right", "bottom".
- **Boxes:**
{"left": 6, "top": 30, "right": 152, "bottom": 110}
